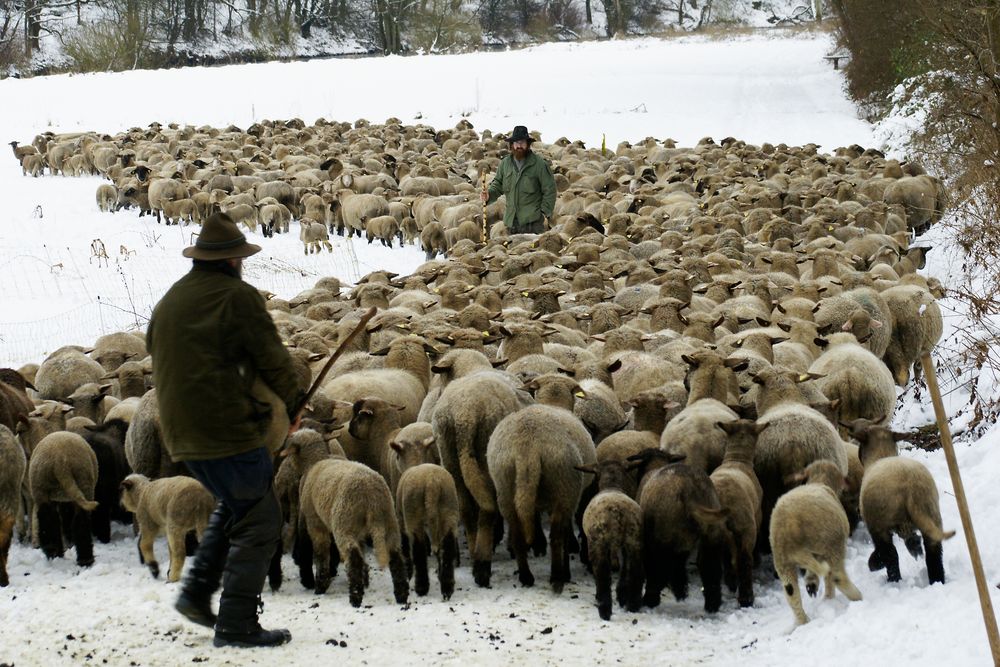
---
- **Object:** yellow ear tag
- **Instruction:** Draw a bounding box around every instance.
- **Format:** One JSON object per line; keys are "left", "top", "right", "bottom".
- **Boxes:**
{"left": 574, "top": 391, "right": 587, "bottom": 398}
{"left": 482, "top": 331, "right": 490, "bottom": 337}
{"left": 798, "top": 374, "right": 809, "bottom": 382}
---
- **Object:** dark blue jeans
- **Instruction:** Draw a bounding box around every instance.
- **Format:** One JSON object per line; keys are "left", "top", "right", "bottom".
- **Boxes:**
{"left": 186, "top": 447, "right": 274, "bottom": 525}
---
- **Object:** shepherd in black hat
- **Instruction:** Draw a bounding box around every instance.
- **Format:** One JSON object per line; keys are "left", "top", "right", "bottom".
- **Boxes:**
{"left": 146, "top": 211, "right": 303, "bottom": 648}
{"left": 481, "top": 125, "right": 556, "bottom": 235}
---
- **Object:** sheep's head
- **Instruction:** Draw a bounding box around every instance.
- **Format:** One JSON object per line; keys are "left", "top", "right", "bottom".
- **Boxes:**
{"left": 348, "top": 398, "right": 405, "bottom": 440}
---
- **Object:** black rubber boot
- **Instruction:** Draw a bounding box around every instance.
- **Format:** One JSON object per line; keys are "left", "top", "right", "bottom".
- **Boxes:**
{"left": 176, "top": 503, "right": 232, "bottom": 628}
{"left": 213, "top": 492, "right": 290, "bottom": 648}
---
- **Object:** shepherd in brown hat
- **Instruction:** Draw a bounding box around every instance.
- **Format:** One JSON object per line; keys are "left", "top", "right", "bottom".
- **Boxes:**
{"left": 146, "top": 211, "right": 302, "bottom": 648}
{"left": 481, "top": 125, "right": 556, "bottom": 234}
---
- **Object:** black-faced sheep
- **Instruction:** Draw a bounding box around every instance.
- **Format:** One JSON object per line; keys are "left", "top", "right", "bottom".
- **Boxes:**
{"left": 119, "top": 473, "right": 215, "bottom": 581}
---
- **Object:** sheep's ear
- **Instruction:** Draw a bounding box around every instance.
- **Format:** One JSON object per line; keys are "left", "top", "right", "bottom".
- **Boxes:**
{"left": 796, "top": 372, "right": 824, "bottom": 382}
{"left": 308, "top": 352, "right": 326, "bottom": 363}
{"left": 352, "top": 399, "right": 367, "bottom": 415}
{"left": 606, "top": 359, "right": 623, "bottom": 373}
{"left": 769, "top": 336, "right": 789, "bottom": 345}
{"left": 490, "top": 358, "right": 507, "bottom": 368}
{"left": 119, "top": 478, "right": 134, "bottom": 491}
{"left": 663, "top": 400, "right": 681, "bottom": 410}
{"left": 391, "top": 404, "right": 406, "bottom": 412}
{"left": 61, "top": 404, "right": 73, "bottom": 414}
{"left": 389, "top": 441, "right": 404, "bottom": 453}
{"left": 775, "top": 321, "right": 792, "bottom": 332}
{"left": 783, "top": 471, "right": 807, "bottom": 487}
{"left": 812, "top": 302, "right": 823, "bottom": 314}
{"left": 714, "top": 420, "right": 733, "bottom": 434}
{"left": 99, "top": 370, "right": 117, "bottom": 381}
{"left": 870, "top": 318, "right": 883, "bottom": 329}
{"left": 751, "top": 374, "right": 765, "bottom": 386}
{"left": 891, "top": 431, "right": 910, "bottom": 442}
{"left": 813, "top": 337, "right": 829, "bottom": 348}
{"left": 421, "top": 436, "right": 436, "bottom": 448}
{"left": 431, "top": 362, "right": 452, "bottom": 374}
{"left": 590, "top": 334, "right": 606, "bottom": 342}
{"left": 724, "top": 358, "right": 749, "bottom": 372}
{"left": 557, "top": 366, "right": 576, "bottom": 377}
{"left": 99, "top": 383, "right": 114, "bottom": 396}
{"left": 681, "top": 354, "right": 698, "bottom": 367}
{"left": 574, "top": 464, "right": 598, "bottom": 475}
{"left": 753, "top": 421, "right": 771, "bottom": 435}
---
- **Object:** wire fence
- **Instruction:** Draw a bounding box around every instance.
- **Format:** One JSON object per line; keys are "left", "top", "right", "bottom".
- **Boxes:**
{"left": 0, "top": 239, "right": 361, "bottom": 367}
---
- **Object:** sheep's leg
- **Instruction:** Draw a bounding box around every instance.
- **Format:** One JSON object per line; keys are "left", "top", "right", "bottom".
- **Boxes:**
{"left": 509, "top": 514, "right": 534, "bottom": 588}
{"left": 872, "top": 534, "right": 901, "bottom": 582}
{"left": 736, "top": 547, "right": 755, "bottom": 608}
{"left": 400, "top": 531, "right": 413, "bottom": 580}
{"left": 776, "top": 563, "right": 809, "bottom": 625}
{"left": 549, "top": 511, "right": 572, "bottom": 594}
{"left": 924, "top": 537, "right": 946, "bottom": 584}
{"left": 37, "top": 502, "right": 65, "bottom": 560}
{"left": 622, "top": 544, "right": 645, "bottom": 613}
{"left": 531, "top": 513, "right": 547, "bottom": 557}
{"left": 471, "top": 509, "right": 495, "bottom": 588}
{"left": 593, "top": 543, "right": 613, "bottom": 620}
{"left": 165, "top": 528, "right": 187, "bottom": 582}
{"left": 311, "top": 529, "right": 333, "bottom": 594}
{"left": 346, "top": 546, "right": 366, "bottom": 608}
{"left": 267, "top": 541, "right": 283, "bottom": 592}
{"left": 184, "top": 530, "right": 199, "bottom": 556}
{"left": 697, "top": 543, "right": 723, "bottom": 613}
{"left": 0, "top": 514, "right": 13, "bottom": 587}
{"left": 138, "top": 526, "right": 159, "bottom": 578}
{"left": 722, "top": 543, "right": 737, "bottom": 593}
{"left": 904, "top": 532, "right": 924, "bottom": 559}
{"left": 439, "top": 531, "right": 457, "bottom": 601}
{"left": 58, "top": 503, "right": 74, "bottom": 544}
{"left": 412, "top": 532, "right": 431, "bottom": 596}
{"left": 667, "top": 549, "right": 690, "bottom": 602}
{"left": 805, "top": 570, "right": 821, "bottom": 597}
{"left": 641, "top": 537, "right": 665, "bottom": 608}
{"left": 388, "top": 548, "right": 409, "bottom": 604}
{"left": 292, "top": 525, "right": 315, "bottom": 589}
{"left": 91, "top": 500, "right": 111, "bottom": 544}
{"left": 831, "top": 564, "right": 863, "bottom": 601}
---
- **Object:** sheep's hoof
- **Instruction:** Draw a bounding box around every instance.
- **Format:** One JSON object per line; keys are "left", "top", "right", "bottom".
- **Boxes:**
{"left": 642, "top": 591, "right": 661, "bottom": 608}
{"left": 519, "top": 569, "right": 535, "bottom": 588}
{"left": 738, "top": 594, "right": 754, "bottom": 608}
{"left": 550, "top": 579, "right": 564, "bottom": 595}
{"left": 805, "top": 581, "right": 818, "bottom": 597}
{"left": 867, "top": 550, "right": 885, "bottom": 572}
{"left": 148, "top": 562, "right": 160, "bottom": 578}
{"left": 598, "top": 603, "right": 612, "bottom": 621}
{"left": 472, "top": 560, "right": 492, "bottom": 588}
{"left": 904, "top": 534, "right": 924, "bottom": 559}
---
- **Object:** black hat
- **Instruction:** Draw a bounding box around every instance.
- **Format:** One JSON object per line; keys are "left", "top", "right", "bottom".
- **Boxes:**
{"left": 507, "top": 125, "right": 534, "bottom": 144}
{"left": 183, "top": 211, "right": 261, "bottom": 260}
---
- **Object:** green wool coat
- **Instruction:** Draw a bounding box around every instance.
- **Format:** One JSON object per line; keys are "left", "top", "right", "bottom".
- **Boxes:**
{"left": 146, "top": 263, "right": 302, "bottom": 462}
{"left": 486, "top": 150, "right": 557, "bottom": 230}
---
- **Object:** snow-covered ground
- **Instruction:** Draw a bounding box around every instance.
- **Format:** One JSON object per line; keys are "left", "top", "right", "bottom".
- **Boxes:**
{"left": 1, "top": 30, "right": 997, "bottom": 667}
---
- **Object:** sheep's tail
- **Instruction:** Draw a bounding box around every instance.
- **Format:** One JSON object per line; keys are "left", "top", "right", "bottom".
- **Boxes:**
{"left": 793, "top": 550, "right": 831, "bottom": 579}
{"left": 55, "top": 467, "right": 97, "bottom": 512}
{"left": 368, "top": 494, "right": 397, "bottom": 570}
{"left": 424, "top": 481, "right": 445, "bottom": 549}
{"left": 457, "top": 419, "right": 495, "bottom": 514}
{"left": 908, "top": 496, "right": 956, "bottom": 544}
{"left": 514, "top": 449, "right": 541, "bottom": 546}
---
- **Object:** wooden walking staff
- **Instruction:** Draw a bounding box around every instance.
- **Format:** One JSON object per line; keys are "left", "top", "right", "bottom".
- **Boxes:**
{"left": 480, "top": 171, "right": 488, "bottom": 242}
{"left": 921, "top": 352, "right": 1000, "bottom": 665}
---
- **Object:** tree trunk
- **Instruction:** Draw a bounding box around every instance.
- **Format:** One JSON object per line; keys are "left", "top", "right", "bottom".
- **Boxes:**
{"left": 813, "top": 0, "right": 823, "bottom": 21}
{"left": 585, "top": 0, "right": 591, "bottom": 24}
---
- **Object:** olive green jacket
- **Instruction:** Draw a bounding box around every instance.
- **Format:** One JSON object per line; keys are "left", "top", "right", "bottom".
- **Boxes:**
{"left": 486, "top": 150, "right": 557, "bottom": 230}
{"left": 146, "top": 263, "right": 302, "bottom": 462}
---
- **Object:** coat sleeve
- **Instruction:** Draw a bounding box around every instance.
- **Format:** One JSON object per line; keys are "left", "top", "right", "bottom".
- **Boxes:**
{"left": 231, "top": 286, "right": 303, "bottom": 417}
{"left": 539, "top": 159, "right": 556, "bottom": 218}
{"left": 487, "top": 162, "right": 505, "bottom": 204}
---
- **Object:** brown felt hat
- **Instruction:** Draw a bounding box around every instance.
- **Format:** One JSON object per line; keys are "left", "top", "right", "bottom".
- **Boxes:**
{"left": 183, "top": 211, "right": 261, "bottom": 260}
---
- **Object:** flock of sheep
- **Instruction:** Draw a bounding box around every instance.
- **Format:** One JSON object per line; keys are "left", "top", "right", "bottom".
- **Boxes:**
{"left": 1, "top": 119, "right": 954, "bottom": 627}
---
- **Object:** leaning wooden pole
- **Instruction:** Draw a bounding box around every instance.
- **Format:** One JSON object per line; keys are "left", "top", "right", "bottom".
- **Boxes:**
{"left": 921, "top": 352, "right": 1000, "bottom": 666}
{"left": 480, "top": 171, "right": 488, "bottom": 242}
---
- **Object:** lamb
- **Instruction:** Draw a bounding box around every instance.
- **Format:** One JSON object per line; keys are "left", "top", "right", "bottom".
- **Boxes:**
{"left": 66, "top": 382, "right": 118, "bottom": 423}
{"left": 807, "top": 332, "right": 896, "bottom": 429}
{"left": 28, "top": 431, "right": 99, "bottom": 565}
{"left": 432, "top": 369, "right": 533, "bottom": 587}
{"left": 118, "top": 474, "right": 215, "bottom": 581}
{"left": 0, "top": 425, "right": 26, "bottom": 586}
{"left": 846, "top": 419, "right": 955, "bottom": 585}
{"left": 161, "top": 198, "right": 198, "bottom": 226}
{"left": 769, "top": 460, "right": 863, "bottom": 626}
{"left": 420, "top": 221, "right": 448, "bottom": 260}
{"left": 576, "top": 460, "right": 644, "bottom": 620}
{"left": 292, "top": 439, "right": 409, "bottom": 606}
{"left": 333, "top": 190, "right": 389, "bottom": 237}
{"left": 22, "top": 153, "right": 44, "bottom": 177}
{"left": 395, "top": 463, "right": 460, "bottom": 600}
{"left": 365, "top": 215, "right": 401, "bottom": 247}
{"left": 629, "top": 449, "right": 728, "bottom": 612}
{"left": 259, "top": 202, "right": 292, "bottom": 237}
{"left": 96, "top": 184, "right": 118, "bottom": 212}
{"left": 300, "top": 218, "right": 333, "bottom": 254}
{"left": 487, "top": 373, "right": 596, "bottom": 592}
{"left": 221, "top": 202, "right": 260, "bottom": 233}
{"left": 709, "top": 419, "right": 766, "bottom": 607}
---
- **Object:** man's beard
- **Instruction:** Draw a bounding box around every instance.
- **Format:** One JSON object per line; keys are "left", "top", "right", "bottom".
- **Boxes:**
{"left": 513, "top": 147, "right": 527, "bottom": 159}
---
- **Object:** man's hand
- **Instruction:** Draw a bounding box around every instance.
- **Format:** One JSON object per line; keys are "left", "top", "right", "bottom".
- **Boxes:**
{"left": 480, "top": 189, "right": 489, "bottom": 204}
{"left": 288, "top": 414, "right": 302, "bottom": 436}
